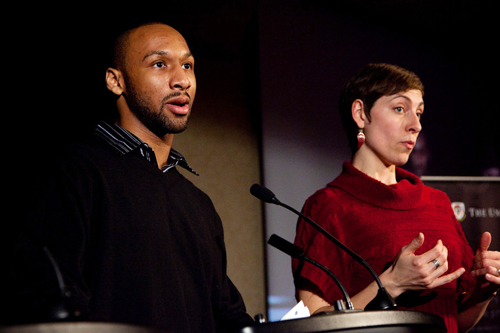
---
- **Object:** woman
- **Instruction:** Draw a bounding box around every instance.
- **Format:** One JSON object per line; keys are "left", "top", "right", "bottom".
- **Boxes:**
{"left": 292, "top": 63, "right": 500, "bottom": 333}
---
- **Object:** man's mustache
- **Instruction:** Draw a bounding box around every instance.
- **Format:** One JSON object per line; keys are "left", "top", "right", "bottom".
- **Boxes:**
{"left": 162, "top": 92, "right": 191, "bottom": 103}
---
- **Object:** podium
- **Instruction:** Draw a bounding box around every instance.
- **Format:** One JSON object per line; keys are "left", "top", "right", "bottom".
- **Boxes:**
{"left": 237, "top": 311, "right": 447, "bottom": 333}
{"left": 1, "top": 311, "right": 446, "bottom": 333}
{"left": 0, "top": 322, "right": 164, "bottom": 333}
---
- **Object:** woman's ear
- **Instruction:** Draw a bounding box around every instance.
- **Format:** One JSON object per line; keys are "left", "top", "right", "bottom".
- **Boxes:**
{"left": 105, "top": 68, "right": 125, "bottom": 96}
{"left": 351, "top": 99, "right": 367, "bottom": 129}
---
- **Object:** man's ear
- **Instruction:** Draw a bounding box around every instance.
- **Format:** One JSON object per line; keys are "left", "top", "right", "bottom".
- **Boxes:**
{"left": 351, "top": 99, "right": 367, "bottom": 128}
{"left": 105, "top": 68, "right": 125, "bottom": 96}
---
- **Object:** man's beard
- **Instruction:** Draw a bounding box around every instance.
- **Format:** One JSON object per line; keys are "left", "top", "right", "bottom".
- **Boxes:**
{"left": 123, "top": 79, "right": 191, "bottom": 137}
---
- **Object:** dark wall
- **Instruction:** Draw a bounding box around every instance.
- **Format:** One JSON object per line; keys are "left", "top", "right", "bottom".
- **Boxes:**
{"left": 17, "top": 1, "right": 498, "bottom": 176}
{"left": 259, "top": 0, "right": 498, "bottom": 177}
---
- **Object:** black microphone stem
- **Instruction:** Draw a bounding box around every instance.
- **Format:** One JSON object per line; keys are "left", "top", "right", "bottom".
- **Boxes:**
{"left": 251, "top": 183, "right": 397, "bottom": 310}
{"left": 42, "top": 246, "right": 67, "bottom": 298}
{"left": 301, "top": 256, "right": 354, "bottom": 311}
{"left": 277, "top": 201, "right": 384, "bottom": 290}
{"left": 268, "top": 234, "right": 354, "bottom": 310}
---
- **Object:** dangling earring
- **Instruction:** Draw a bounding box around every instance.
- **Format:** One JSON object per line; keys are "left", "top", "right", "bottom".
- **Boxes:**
{"left": 357, "top": 129, "right": 365, "bottom": 149}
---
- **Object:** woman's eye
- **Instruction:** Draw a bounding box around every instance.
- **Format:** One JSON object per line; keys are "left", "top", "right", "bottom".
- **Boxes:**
{"left": 395, "top": 106, "right": 404, "bottom": 113}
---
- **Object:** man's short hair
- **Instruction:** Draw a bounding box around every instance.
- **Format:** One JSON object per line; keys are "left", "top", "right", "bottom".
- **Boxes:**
{"left": 110, "top": 21, "right": 167, "bottom": 71}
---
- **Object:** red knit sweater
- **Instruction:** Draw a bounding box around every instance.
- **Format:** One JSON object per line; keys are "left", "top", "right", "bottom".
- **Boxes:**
{"left": 293, "top": 161, "right": 476, "bottom": 333}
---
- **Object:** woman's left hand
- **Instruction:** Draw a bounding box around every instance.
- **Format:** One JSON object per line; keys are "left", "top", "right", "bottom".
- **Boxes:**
{"left": 457, "top": 232, "right": 499, "bottom": 333}
{"left": 471, "top": 232, "right": 500, "bottom": 290}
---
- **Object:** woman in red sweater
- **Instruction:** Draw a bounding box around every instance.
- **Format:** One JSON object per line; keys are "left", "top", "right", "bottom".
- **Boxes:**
{"left": 293, "top": 63, "right": 500, "bottom": 332}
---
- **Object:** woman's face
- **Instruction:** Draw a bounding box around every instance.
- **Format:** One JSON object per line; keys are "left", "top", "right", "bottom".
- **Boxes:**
{"left": 363, "top": 89, "right": 424, "bottom": 167}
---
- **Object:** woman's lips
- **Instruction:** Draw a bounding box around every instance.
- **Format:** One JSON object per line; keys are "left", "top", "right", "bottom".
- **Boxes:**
{"left": 402, "top": 141, "right": 415, "bottom": 149}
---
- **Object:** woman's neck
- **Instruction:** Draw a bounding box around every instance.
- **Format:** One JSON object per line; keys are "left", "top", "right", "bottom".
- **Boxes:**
{"left": 352, "top": 153, "right": 397, "bottom": 185}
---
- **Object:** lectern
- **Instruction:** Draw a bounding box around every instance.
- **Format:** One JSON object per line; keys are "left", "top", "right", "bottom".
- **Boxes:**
{"left": 236, "top": 310, "right": 447, "bottom": 333}
{"left": 0, "top": 322, "right": 164, "bottom": 333}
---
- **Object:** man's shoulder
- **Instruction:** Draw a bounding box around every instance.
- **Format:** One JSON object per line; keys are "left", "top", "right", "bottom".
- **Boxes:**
{"left": 56, "top": 135, "right": 119, "bottom": 165}
{"left": 34, "top": 135, "right": 117, "bottom": 180}
{"left": 65, "top": 134, "right": 115, "bottom": 155}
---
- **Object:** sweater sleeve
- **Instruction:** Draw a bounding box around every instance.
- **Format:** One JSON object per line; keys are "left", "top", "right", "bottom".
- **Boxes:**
{"left": 215, "top": 276, "right": 255, "bottom": 331}
{"left": 293, "top": 189, "right": 349, "bottom": 304}
{"left": 448, "top": 201, "right": 476, "bottom": 300}
{"left": 209, "top": 209, "right": 254, "bottom": 331}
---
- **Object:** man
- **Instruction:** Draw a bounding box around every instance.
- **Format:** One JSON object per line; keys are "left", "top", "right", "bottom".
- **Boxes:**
{"left": 9, "top": 22, "right": 254, "bottom": 332}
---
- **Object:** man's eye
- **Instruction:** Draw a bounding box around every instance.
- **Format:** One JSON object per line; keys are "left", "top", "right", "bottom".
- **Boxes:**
{"left": 153, "top": 62, "right": 165, "bottom": 68}
{"left": 182, "top": 63, "right": 193, "bottom": 70}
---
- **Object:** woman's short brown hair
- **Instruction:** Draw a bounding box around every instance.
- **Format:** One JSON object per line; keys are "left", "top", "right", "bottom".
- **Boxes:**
{"left": 339, "top": 63, "right": 424, "bottom": 153}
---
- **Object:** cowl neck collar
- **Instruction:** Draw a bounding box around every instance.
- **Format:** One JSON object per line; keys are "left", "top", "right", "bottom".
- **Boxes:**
{"left": 329, "top": 161, "right": 428, "bottom": 210}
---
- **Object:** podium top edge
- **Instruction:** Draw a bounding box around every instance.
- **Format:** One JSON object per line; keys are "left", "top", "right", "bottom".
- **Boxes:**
{"left": 421, "top": 176, "right": 500, "bottom": 182}
{"left": 238, "top": 310, "right": 446, "bottom": 333}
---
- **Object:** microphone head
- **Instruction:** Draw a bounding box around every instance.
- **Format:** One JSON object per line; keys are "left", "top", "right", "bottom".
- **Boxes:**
{"left": 250, "top": 184, "right": 280, "bottom": 204}
{"left": 268, "top": 234, "right": 304, "bottom": 258}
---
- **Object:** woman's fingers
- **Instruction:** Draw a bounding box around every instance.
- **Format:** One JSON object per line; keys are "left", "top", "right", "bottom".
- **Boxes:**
{"left": 397, "top": 238, "right": 462, "bottom": 290}
{"left": 417, "top": 239, "right": 444, "bottom": 266}
{"left": 427, "top": 267, "right": 465, "bottom": 289}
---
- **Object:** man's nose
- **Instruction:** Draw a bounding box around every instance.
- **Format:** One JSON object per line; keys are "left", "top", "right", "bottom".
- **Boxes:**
{"left": 170, "top": 65, "right": 191, "bottom": 90}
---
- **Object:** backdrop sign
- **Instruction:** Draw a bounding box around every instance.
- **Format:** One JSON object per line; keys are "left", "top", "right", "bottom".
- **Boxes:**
{"left": 422, "top": 176, "right": 500, "bottom": 333}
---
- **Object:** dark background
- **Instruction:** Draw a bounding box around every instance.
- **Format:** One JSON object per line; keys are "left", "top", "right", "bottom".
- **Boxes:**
{"left": 19, "top": 0, "right": 498, "bottom": 177}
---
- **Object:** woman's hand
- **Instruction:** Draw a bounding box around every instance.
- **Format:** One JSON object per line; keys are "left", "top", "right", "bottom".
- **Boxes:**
{"left": 471, "top": 232, "right": 500, "bottom": 293}
{"left": 457, "top": 232, "right": 499, "bottom": 332}
{"left": 381, "top": 232, "right": 465, "bottom": 298}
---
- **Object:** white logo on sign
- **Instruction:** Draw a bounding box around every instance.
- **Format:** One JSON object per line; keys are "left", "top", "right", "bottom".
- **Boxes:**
{"left": 451, "top": 202, "right": 466, "bottom": 222}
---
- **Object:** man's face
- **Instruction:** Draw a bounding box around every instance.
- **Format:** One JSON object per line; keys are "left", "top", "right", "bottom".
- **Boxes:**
{"left": 120, "top": 24, "right": 196, "bottom": 137}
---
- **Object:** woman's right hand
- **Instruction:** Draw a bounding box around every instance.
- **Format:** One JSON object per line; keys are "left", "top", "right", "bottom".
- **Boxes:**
{"left": 381, "top": 232, "right": 465, "bottom": 298}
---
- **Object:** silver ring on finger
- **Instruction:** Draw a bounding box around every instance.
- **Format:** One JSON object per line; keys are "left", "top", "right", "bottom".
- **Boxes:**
{"left": 431, "top": 259, "right": 440, "bottom": 269}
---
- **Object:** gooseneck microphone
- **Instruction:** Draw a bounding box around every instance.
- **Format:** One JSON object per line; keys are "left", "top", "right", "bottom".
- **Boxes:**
{"left": 42, "top": 246, "right": 80, "bottom": 321}
{"left": 268, "top": 234, "right": 354, "bottom": 310}
{"left": 250, "top": 183, "right": 397, "bottom": 311}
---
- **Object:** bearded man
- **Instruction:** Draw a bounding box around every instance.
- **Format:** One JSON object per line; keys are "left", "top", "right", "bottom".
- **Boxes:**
{"left": 9, "top": 22, "right": 254, "bottom": 333}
